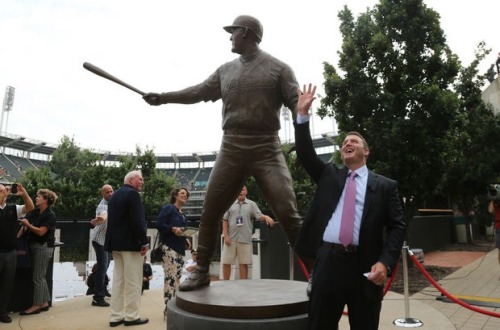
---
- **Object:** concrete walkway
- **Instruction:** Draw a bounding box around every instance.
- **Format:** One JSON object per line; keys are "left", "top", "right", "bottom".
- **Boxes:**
{"left": 411, "top": 249, "right": 500, "bottom": 330}
{"left": 3, "top": 250, "right": 499, "bottom": 329}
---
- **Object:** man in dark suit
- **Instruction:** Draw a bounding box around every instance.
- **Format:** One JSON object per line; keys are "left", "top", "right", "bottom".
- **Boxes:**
{"left": 105, "top": 170, "right": 149, "bottom": 327}
{"left": 294, "top": 84, "right": 406, "bottom": 330}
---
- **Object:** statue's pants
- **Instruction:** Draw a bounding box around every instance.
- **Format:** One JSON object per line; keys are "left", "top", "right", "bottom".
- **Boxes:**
{"left": 196, "top": 133, "right": 302, "bottom": 267}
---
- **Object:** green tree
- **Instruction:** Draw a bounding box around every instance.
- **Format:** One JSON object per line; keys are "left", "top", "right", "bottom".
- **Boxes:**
{"left": 443, "top": 42, "right": 500, "bottom": 241}
{"left": 318, "top": 0, "right": 461, "bottom": 220}
{"left": 22, "top": 166, "right": 54, "bottom": 196}
{"left": 22, "top": 136, "right": 103, "bottom": 217}
{"left": 21, "top": 138, "right": 177, "bottom": 219}
{"left": 132, "top": 147, "right": 177, "bottom": 218}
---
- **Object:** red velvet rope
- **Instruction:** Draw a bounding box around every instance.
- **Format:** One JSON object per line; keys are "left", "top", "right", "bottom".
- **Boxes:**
{"left": 409, "top": 252, "right": 500, "bottom": 318}
{"left": 300, "top": 250, "right": 500, "bottom": 319}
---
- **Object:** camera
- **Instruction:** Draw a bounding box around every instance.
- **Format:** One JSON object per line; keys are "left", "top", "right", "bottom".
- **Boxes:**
{"left": 487, "top": 184, "right": 500, "bottom": 201}
{"left": 10, "top": 183, "right": 18, "bottom": 194}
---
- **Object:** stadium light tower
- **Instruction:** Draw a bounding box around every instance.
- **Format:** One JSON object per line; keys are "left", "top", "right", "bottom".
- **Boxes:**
{"left": 1, "top": 86, "right": 15, "bottom": 134}
{"left": 281, "top": 105, "right": 290, "bottom": 142}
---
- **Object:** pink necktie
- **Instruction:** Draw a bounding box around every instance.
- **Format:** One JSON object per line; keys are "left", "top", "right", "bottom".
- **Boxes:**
{"left": 339, "top": 171, "right": 356, "bottom": 247}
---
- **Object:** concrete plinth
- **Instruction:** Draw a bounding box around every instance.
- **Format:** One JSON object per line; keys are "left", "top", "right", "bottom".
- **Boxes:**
{"left": 167, "top": 279, "right": 309, "bottom": 330}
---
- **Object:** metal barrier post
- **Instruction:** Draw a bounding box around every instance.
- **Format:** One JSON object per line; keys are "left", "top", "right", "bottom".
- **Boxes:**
{"left": 393, "top": 243, "right": 423, "bottom": 328}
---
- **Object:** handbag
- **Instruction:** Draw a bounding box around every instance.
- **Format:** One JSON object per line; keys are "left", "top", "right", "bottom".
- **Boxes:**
{"left": 150, "top": 232, "right": 163, "bottom": 263}
{"left": 16, "top": 235, "right": 31, "bottom": 268}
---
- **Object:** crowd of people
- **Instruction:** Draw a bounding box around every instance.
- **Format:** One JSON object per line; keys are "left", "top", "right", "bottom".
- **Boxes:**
{"left": 0, "top": 171, "right": 154, "bottom": 326}
{"left": 0, "top": 171, "right": 275, "bottom": 326}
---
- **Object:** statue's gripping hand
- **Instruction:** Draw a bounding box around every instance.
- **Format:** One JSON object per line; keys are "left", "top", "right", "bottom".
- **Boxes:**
{"left": 143, "top": 93, "right": 164, "bottom": 106}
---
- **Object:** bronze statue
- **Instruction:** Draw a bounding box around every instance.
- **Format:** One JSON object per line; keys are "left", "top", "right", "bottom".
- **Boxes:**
{"left": 143, "top": 15, "right": 306, "bottom": 291}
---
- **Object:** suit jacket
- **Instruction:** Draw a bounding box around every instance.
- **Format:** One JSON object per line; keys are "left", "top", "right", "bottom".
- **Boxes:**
{"left": 294, "top": 121, "right": 406, "bottom": 274}
{"left": 105, "top": 184, "right": 148, "bottom": 252}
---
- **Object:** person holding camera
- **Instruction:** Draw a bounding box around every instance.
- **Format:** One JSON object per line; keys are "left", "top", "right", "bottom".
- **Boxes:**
{"left": 19, "top": 189, "right": 58, "bottom": 316}
{"left": 0, "top": 183, "right": 34, "bottom": 323}
{"left": 487, "top": 198, "right": 500, "bottom": 274}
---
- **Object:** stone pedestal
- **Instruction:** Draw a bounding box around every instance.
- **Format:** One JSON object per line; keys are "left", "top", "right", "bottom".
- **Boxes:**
{"left": 167, "top": 279, "right": 308, "bottom": 330}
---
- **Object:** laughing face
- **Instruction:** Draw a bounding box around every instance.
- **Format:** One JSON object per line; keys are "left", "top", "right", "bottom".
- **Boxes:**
{"left": 176, "top": 188, "right": 189, "bottom": 205}
{"left": 341, "top": 133, "right": 369, "bottom": 170}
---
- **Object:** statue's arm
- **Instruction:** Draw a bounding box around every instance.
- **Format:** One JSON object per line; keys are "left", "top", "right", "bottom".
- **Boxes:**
{"left": 143, "top": 85, "right": 205, "bottom": 105}
{"left": 143, "top": 70, "right": 221, "bottom": 106}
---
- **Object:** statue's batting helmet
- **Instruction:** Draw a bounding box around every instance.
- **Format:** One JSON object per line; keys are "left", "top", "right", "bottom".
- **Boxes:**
{"left": 223, "top": 15, "right": 263, "bottom": 43}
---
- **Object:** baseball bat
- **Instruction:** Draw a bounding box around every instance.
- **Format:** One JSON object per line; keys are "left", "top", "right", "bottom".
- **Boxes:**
{"left": 83, "top": 62, "right": 145, "bottom": 96}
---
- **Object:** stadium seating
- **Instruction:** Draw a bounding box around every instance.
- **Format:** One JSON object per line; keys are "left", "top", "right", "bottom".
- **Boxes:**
{"left": 0, "top": 132, "right": 337, "bottom": 193}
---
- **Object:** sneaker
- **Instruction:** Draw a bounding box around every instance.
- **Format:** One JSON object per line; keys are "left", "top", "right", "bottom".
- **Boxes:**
{"left": 92, "top": 299, "right": 110, "bottom": 307}
{"left": 178, "top": 268, "right": 210, "bottom": 291}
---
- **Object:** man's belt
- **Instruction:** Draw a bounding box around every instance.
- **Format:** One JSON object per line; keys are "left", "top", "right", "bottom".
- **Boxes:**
{"left": 322, "top": 242, "right": 359, "bottom": 253}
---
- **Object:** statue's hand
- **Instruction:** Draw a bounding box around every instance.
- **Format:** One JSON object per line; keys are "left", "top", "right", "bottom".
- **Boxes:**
{"left": 143, "top": 93, "right": 163, "bottom": 106}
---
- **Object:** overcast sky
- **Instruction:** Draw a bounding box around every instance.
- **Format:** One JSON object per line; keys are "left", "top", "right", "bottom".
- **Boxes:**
{"left": 0, "top": 0, "right": 497, "bottom": 155}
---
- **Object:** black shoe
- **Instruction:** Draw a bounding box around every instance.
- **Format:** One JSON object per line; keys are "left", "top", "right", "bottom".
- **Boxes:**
{"left": 20, "top": 308, "right": 41, "bottom": 315}
{"left": 40, "top": 306, "right": 50, "bottom": 312}
{"left": 0, "top": 314, "right": 12, "bottom": 323}
{"left": 92, "top": 299, "right": 110, "bottom": 307}
{"left": 109, "top": 320, "right": 124, "bottom": 327}
{"left": 178, "top": 268, "right": 210, "bottom": 291}
{"left": 105, "top": 292, "right": 112, "bottom": 297}
{"left": 124, "top": 318, "right": 149, "bottom": 326}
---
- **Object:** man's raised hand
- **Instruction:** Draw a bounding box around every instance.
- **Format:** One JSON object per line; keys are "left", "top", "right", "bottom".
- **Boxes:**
{"left": 297, "top": 84, "right": 317, "bottom": 116}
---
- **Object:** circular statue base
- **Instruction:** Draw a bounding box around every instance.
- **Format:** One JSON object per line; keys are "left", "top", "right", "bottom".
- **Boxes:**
{"left": 167, "top": 279, "right": 309, "bottom": 330}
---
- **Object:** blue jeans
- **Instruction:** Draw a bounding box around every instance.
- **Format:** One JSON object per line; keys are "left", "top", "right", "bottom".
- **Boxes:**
{"left": 92, "top": 241, "right": 111, "bottom": 300}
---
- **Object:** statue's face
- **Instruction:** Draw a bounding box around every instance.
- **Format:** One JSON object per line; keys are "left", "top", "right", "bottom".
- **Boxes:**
{"left": 229, "top": 27, "right": 246, "bottom": 54}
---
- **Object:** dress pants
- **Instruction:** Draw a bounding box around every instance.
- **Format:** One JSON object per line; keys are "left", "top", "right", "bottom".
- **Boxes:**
{"left": 30, "top": 242, "right": 53, "bottom": 305}
{"left": 309, "top": 244, "right": 382, "bottom": 330}
{"left": 162, "top": 245, "right": 184, "bottom": 305}
{"left": 0, "top": 250, "right": 17, "bottom": 315}
{"left": 197, "top": 134, "right": 302, "bottom": 262}
{"left": 110, "top": 251, "right": 143, "bottom": 322}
